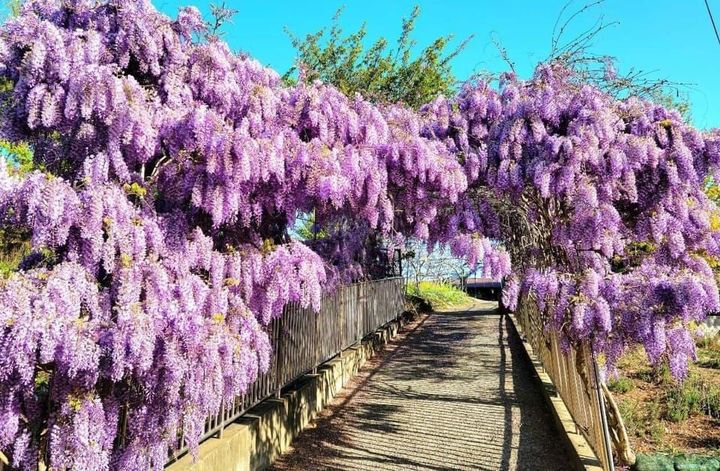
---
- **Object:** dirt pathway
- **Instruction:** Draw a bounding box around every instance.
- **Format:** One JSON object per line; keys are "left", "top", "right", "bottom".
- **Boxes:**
{"left": 270, "top": 300, "right": 572, "bottom": 471}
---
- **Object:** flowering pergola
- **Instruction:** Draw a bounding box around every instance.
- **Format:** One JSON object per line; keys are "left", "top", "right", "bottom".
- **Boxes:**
{"left": 1, "top": 1, "right": 719, "bottom": 469}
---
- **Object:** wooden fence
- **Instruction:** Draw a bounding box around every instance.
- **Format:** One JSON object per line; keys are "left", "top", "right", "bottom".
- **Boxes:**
{"left": 169, "top": 276, "right": 406, "bottom": 461}
{"left": 512, "top": 295, "right": 615, "bottom": 471}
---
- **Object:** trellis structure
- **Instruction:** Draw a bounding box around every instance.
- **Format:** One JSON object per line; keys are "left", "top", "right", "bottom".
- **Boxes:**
{"left": 166, "top": 277, "right": 406, "bottom": 462}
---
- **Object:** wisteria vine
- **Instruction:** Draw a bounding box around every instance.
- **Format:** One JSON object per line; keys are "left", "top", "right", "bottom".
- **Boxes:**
{"left": 0, "top": 1, "right": 718, "bottom": 470}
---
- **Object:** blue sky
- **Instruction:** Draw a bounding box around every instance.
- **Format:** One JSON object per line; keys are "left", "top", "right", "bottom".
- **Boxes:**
{"left": 3, "top": 1, "right": 720, "bottom": 128}
{"left": 156, "top": 0, "right": 719, "bottom": 128}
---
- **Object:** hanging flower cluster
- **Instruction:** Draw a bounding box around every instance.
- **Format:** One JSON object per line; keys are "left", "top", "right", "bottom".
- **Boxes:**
{"left": 0, "top": 1, "right": 500, "bottom": 468}
{"left": 424, "top": 65, "right": 720, "bottom": 380}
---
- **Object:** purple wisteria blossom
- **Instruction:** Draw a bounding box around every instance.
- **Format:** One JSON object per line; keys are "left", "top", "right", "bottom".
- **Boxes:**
{"left": 0, "top": 1, "right": 719, "bottom": 469}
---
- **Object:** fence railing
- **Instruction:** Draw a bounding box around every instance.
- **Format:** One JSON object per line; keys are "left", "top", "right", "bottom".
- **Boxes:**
{"left": 169, "top": 276, "right": 406, "bottom": 462}
{"left": 512, "top": 295, "right": 615, "bottom": 471}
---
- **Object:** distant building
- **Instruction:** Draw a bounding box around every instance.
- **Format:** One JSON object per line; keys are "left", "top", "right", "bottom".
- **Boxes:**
{"left": 463, "top": 277, "right": 502, "bottom": 301}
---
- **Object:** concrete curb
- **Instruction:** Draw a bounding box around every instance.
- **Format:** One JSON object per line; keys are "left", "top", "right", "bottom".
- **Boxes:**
{"left": 166, "top": 315, "right": 410, "bottom": 471}
{"left": 505, "top": 312, "right": 605, "bottom": 471}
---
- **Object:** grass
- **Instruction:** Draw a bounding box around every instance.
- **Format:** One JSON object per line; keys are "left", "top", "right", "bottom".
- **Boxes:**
{"left": 619, "top": 395, "right": 667, "bottom": 445}
{"left": 663, "top": 373, "right": 720, "bottom": 423}
{"left": 666, "top": 381, "right": 703, "bottom": 422}
{"left": 608, "top": 377, "right": 635, "bottom": 394}
{"left": 697, "top": 333, "right": 720, "bottom": 369}
{"left": 406, "top": 281, "right": 474, "bottom": 310}
{"left": 618, "top": 399, "right": 641, "bottom": 436}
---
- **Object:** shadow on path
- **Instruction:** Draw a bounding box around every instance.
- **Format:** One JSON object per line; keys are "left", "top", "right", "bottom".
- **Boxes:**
{"left": 269, "top": 300, "right": 572, "bottom": 471}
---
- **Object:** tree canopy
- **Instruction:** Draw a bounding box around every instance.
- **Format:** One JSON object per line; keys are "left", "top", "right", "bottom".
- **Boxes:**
{"left": 284, "top": 6, "right": 471, "bottom": 108}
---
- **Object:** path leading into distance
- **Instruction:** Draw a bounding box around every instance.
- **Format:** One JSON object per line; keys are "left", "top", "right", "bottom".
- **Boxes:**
{"left": 270, "top": 299, "right": 572, "bottom": 471}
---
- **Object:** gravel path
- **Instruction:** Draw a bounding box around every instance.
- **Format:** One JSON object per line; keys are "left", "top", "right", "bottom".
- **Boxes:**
{"left": 270, "top": 300, "right": 573, "bottom": 471}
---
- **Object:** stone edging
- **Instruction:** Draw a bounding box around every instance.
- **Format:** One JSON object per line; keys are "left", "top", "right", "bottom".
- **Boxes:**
{"left": 166, "top": 314, "right": 413, "bottom": 471}
{"left": 505, "top": 312, "right": 605, "bottom": 471}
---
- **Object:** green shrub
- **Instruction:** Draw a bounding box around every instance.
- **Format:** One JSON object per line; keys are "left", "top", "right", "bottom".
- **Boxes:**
{"left": 649, "top": 421, "right": 666, "bottom": 444}
{"left": 634, "top": 454, "right": 720, "bottom": 471}
{"left": 619, "top": 399, "right": 641, "bottom": 437}
{"left": 659, "top": 363, "right": 674, "bottom": 385}
{"left": 699, "top": 357, "right": 720, "bottom": 369}
{"left": 648, "top": 396, "right": 664, "bottom": 422}
{"left": 664, "top": 377, "right": 720, "bottom": 423}
{"left": 633, "top": 453, "right": 674, "bottom": 471}
{"left": 664, "top": 377, "right": 720, "bottom": 422}
{"left": 697, "top": 340, "right": 720, "bottom": 370}
{"left": 701, "top": 385, "right": 720, "bottom": 419}
{"left": 666, "top": 383, "right": 702, "bottom": 422}
{"left": 608, "top": 377, "right": 635, "bottom": 394}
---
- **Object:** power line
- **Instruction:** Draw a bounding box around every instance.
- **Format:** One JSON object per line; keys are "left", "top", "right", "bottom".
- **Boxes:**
{"left": 706, "top": 0, "right": 720, "bottom": 46}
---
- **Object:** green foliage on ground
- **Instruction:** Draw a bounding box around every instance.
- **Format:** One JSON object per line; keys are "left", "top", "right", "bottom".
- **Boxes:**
{"left": 696, "top": 332, "right": 720, "bottom": 369}
{"left": 617, "top": 354, "right": 720, "bottom": 425}
{"left": 609, "top": 376, "right": 635, "bottom": 394}
{"left": 613, "top": 333, "right": 720, "bottom": 457}
{"left": 675, "top": 378, "right": 720, "bottom": 421}
{"left": 618, "top": 398, "right": 641, "bottom": 434}
{"left": 619, "top": 395, "right": 667, "bottom": 446}
{"left": 666, "top": 381, "right": 705, "bottom": 422}
{"left": 406, "top": 281, "right": 473, "bottom": 310}
{"left": 284, "top": 6, "right": 470, "bottom": 109}
{"left": 634, "top": 453, "right": 720, "bottom": 471}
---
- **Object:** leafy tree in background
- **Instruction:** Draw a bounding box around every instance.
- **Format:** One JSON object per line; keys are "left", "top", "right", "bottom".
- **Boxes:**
{"left": 284, "top": 6, "right": 472, "bottom": 108}
{"left": 3, "top": 0, "right": 20, "bottom": 16}
{"left": 293, "top": 210, "right": 328, "bottom": 240}
{"left": 285, "top": 5, "right": 472, "bottom": 280}
{"left": 0, "top": 55, "right": 33, "bottom": 274}
{"left": 0, "top": 139, "right": 33, "bottom": 270}
{"left": 0, "top": 139, "right": 34, "bottom": 274}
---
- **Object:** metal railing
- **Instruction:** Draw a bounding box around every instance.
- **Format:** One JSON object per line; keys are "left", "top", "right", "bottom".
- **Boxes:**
{"left": 512, "top": 295, "right": 615, "bottom": 471}
{"left": 169, "top": 277, "right": 406, "bottom": 461}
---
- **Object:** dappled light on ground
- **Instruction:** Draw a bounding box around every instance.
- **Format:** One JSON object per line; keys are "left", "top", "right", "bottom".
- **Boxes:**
{"left": 270, "top": 300, "right": 570, "bottom": 471}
